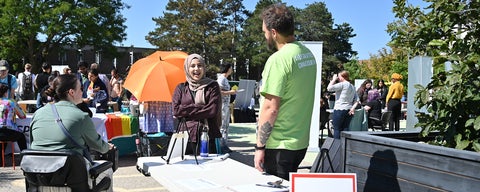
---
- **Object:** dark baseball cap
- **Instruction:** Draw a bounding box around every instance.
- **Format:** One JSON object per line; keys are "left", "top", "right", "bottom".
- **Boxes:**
{"left": 0, "top": 60, "right": 9, "bottom": 71}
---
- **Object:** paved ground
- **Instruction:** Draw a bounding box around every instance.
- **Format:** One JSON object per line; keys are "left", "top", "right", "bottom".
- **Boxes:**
{"left": 0, "top": 121, "right": 405, "bottom": 191}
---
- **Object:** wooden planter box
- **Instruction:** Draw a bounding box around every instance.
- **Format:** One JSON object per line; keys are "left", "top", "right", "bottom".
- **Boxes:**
{"left": 341, "top": 131, "right": 480, "bottom": 192}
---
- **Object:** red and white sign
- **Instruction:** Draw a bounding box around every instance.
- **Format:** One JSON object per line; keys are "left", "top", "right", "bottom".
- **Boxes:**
{"left": 290, "top": 173, "right": 356, "bottom": 192}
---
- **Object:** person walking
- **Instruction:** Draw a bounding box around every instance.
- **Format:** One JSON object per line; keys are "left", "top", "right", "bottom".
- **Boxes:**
{"left": 18, "top": 63, "right": 36, "bottom": 101}
{"left": 254, "top": 3, "right": 317, "bottom": 180}
{"left": 216, "top": 63, "right": 236, "bottom": 153}
{"left": 386, "top": 73, "right": 404, "bottom": 131}
{"left": 327, "top": 70, "right": 360, "bottom": 139}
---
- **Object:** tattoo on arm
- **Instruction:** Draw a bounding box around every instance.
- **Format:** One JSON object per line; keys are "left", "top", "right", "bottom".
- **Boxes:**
{"left": 258, "top": 122, "right": 273, "bottom": 146}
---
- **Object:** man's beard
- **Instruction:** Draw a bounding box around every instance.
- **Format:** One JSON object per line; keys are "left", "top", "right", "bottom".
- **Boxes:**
{"left": 266, "top": 35, "right": 276, "bottom": 51}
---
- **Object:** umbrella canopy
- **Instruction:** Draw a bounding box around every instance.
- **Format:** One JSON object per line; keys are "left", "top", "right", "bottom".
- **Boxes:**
{"left": 123, "top": 51, "right": 188, "bottom": 102}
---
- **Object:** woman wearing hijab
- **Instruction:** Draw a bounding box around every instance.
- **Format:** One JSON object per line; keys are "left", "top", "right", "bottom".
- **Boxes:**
{"left": 386, "top": 73, "right": 404, "bottom": 131}
{"left": 172, "top": 54, "right": 222, "bottom": 155}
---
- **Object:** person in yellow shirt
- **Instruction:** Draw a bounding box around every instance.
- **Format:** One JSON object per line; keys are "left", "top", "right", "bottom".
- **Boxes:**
{"left": 386, "top": 73, "right": 404, "bottom": 131}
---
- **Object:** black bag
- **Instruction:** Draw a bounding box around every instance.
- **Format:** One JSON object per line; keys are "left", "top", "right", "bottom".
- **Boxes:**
{"left": 97, "top": 146, "right": 119, "bottom": 172}
{"left": 137, "top": 132, "right": 171, "bottom": 157}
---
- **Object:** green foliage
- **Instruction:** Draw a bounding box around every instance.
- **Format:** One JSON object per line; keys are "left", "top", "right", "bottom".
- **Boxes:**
{"left": 147, "top": 0, "right": 356, "bottom": 80}
{"left": 147, "top": 0, "right": 250, "bottom": 67}
{"left": 391, "top": 0, "right": 480, "bottom": 152}
{"left": 0, "top": 0, "right": 127, "bottom": 69}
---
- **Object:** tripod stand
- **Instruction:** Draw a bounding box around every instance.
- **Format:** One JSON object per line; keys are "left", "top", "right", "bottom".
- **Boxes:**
{"left": 162, "top": 118, "right": 204, "bottom": 165}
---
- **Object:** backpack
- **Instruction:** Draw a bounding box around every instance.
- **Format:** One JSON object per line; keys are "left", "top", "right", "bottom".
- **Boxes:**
{"left": 22, "top": 72, "right": 33, "bottom": 94}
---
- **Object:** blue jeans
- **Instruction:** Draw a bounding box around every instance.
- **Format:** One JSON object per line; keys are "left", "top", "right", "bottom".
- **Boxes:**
{"left": 332, "top": 110, "right": 353, "bottom": 139}
{"left": 36, "top": 93, "right": 43, "bottom": 109}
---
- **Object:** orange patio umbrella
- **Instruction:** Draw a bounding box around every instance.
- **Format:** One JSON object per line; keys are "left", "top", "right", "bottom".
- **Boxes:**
{"left": 123, "top": 51, "right": 188, "bottom": 102}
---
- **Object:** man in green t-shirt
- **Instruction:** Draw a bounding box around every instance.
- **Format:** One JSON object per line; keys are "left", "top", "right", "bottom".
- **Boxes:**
{"left": 254, "top": 3, "right": 317, "bottom": 180}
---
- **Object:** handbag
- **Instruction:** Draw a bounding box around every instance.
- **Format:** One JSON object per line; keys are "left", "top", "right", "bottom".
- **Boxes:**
{"left": 50, "top": 104, "right": 94, "bottom": 163}
{"left": 51, "top": 104, "right": 119, "bottom": 171}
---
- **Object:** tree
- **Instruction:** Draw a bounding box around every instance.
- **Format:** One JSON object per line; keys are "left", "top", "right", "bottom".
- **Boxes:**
{"left": 389, "top": 0, "right": 480, "bottom": 152}
{"left": 295, "top": 2, "right": 356, "bottom": 79}
{"left": 0, "top": 0, "right": 128, "bottom": 70}
{"left": 146, "top": 0, "right": 249, "bottom": 71}
{"left": 237, "top": 0, "right": 277, "bottom": 79}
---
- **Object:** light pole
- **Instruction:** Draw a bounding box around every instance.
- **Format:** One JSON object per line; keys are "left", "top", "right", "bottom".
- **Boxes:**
{"left": 78, "top": 49, "right": 83, "bottom": 62}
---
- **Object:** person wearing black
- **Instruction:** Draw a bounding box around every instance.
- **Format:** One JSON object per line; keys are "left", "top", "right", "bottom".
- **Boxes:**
{"left": 364, "top": 90, "right": 383, "bottom": 128}
{"left": 376, "top": 79, "right": 388, "bottom": 108}
{"left": 82, "top": 69, "right": 109, "bottom": 113}
{"left": 34, "top": 63, "right": 52, "bottom": 109}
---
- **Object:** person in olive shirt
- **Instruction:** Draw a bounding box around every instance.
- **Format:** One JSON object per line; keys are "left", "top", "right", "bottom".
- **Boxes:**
{"left": 30, "top": 74, "right": 114, "bottom": 191}
{"left": 386, "top": 73, "right": 404, "bottom": 131}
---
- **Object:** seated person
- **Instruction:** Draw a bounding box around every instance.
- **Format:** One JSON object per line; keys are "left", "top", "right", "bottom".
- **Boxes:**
{"left": 364, "top": 89, "right": 383, "bottom": 128}
{"left": 0, "top": 83, "right": 27, "bottom": 153}
{"left": 30, "top": 74, "right": 114, "bottom": 191}
{"left": 83, "top": 69, "right": 109, "bottom": 113}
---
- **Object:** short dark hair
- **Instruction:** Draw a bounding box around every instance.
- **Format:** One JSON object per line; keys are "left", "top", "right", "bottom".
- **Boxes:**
{"left": 41, "top": 62, "right": 51, "bottom": 70}
{"left": 45, "top": 74, "right": 79, "bottom": 102}
{"left": 0, "top": 83, "right": 9, "bottom": 96}
{"left": 261, "top": 3, "right": 295, "bottom": 37}
{"left": 219, "top": 63, "right": 232, "bottom": 73}
{"left": 88, "top": 68, "right": 99, "bottom": 76}
{"left": 77, "top": 61, "right": 88, "bottom": 68}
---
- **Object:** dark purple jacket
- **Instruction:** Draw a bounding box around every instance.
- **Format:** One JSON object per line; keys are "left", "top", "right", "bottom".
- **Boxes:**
{"left": 172, "top": 82, "right": 222, "bottom": 142}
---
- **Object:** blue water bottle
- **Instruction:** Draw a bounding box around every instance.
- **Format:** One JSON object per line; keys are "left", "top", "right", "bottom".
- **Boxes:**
{"left": 200, "top": 125, "right": 209, "bottom": 157}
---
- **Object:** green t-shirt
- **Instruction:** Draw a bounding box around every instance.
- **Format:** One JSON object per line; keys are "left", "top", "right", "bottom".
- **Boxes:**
{"left": 260, "top": 41, "right": 317, "bottom": 150}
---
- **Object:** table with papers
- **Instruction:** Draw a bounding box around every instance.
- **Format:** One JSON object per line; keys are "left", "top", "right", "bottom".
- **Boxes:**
{"left": 137, "top": 155, "right": 289, "bottom": 192}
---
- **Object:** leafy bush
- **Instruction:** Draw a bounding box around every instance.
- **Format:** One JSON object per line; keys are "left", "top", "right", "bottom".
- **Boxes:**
{"left": 414, "top": 54, "right": 480, "bottom": 151}
{"left": 389, "top": 0, "right": 480, "bottom": 151}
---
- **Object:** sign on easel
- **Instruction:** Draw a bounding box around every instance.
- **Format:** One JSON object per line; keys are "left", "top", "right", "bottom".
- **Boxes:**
{"left": 290, "top": 173, "right": 357, "bottom": 192}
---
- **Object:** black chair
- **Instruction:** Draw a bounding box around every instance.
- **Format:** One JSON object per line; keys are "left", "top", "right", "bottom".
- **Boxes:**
{"left": 299, "top": 137, "right": 342, "bottom": 173}
{"left": 369, "top": 111, "right": 392, "bottom": 131}
{"left": 20, "top": 149, "right": 113, "bottom": 192}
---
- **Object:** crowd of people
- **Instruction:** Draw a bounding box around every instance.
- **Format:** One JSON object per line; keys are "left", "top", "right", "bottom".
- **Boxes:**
{"left": 0, "top": 3, "right": 409, "bottom": 185}
{"left": 325, "top": 72, "right": 405, "bottom": 138}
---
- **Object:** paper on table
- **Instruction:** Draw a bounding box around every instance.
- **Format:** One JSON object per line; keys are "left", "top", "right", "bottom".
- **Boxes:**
{"left": 176, "top": 178, "right": 221, "bottom": 191}
{"left": 227, "top": 184, "right": 289, "bottom": 192}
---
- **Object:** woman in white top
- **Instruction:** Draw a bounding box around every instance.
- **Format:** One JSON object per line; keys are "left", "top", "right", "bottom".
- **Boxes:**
{"left": 327, "top": 70, "right": 359, "bottom": 139}
{"left": 216, "top": 63, "right": 236, "bottom": 153}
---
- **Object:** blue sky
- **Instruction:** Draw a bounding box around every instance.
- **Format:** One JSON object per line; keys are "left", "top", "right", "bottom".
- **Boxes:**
{"left": 120, "top": 0, "right": 426, "bottom": 60}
